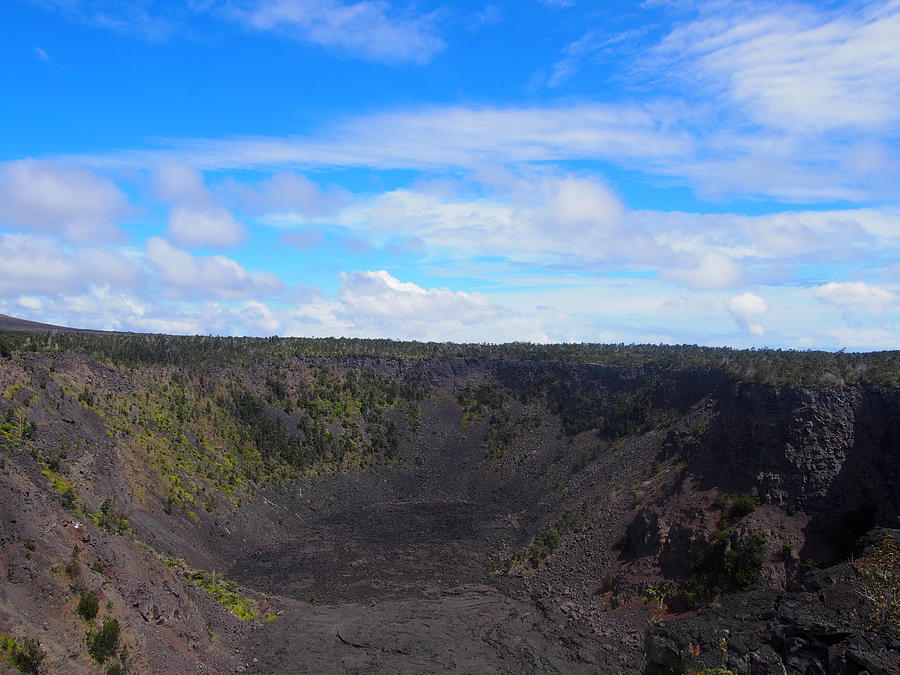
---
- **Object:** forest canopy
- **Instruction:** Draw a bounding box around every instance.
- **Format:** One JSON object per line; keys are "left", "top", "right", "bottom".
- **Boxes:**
{"left": 2, "top": 330, "right": 898, "bottom": 388}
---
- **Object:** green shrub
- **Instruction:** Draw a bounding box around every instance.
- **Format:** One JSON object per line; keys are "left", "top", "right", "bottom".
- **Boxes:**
{"left": 854, "top": 533, "right": 899, "bottom": 631}
{"left": 644, "top": 580, "right": 677, "bottom": 611}
{"left": 1, "top": 635, "right": 45, "bottom": 674}
{"left": 77, "top": 591, "right": 99, "bottom": 621}
{"left": 682, "top": 531, "right": 767, "bottom": 608}
{"left": 87, "top": 618, "right": 120, "bottom": 663}
{"left": 714, "top": 493, "right": 759, "bottom": 528}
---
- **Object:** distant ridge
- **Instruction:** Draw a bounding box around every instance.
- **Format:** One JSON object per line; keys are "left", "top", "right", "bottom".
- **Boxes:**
{"left": 0, "top": 313, "right": 123, "bottom": 335}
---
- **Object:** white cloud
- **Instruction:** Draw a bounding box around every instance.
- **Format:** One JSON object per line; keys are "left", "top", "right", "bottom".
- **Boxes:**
{"left": 145, "top": 237, "right": 283, "bottom": 299}
{"left": 281, "top": 270, "right": 550, "bottom": 342}
{"left": 324, "top": 173, "right": 636, "bottom": 264}
{"left": 235, "top": 300, "right": 280, "bottom": 334}
{"left": 546, "top": 27, "right": 645, "bottom": 88}
{"left": 519, "top": 174, "right": 625, "bottom": 238}
{"left": 77, "top": 96, "right": 899, "bottom": 203}
{"left": 92, "top": 103, "right": 689, "bottom": 173}
{"left": 262, "top": 269, "right": 553, "bottom": 342}
{"left": 338, "top": 270, "right": 500, "bottom": 323}
{"left": 281, "top": 228, "right": 325, "bottom": 250}
{"left": 655, "top": 1, "right": 900, "bottom": 133}
{"left": 728, "top": 292, "right": 768, "bottom": 336}
{"left": 17, "top": 296, "right": 44, "bottom": 311}
{"left": 811, "top": 281, "right": 896, "bottom": 314}
{"left": 153, "top": 162, "right": 207, "bottom": 203}
{"left": 167, "top": 205, "right": 247, "bottom": 249}
{"left": 234, "top": 0, "right": 445, "bottom": 64}
{"left": 0, "top": 233, "right": 141, "bottom": 295}
{"left": 269, "top": 172, "right": 899, "bottom": 292}
{"left": 664, "top": 252, "right": 743, "bottom": 291}
{"left": 219, "top": 171, "right": 350, "bottom": 218}
{"left": 33, "top": 0, "right": 181, "bottom": 40}
{"left": 0, "top": 284, "right": 286, "bottom": 336}
{"left": 153, "top": 164, "right": 247, "bottom": 248}
{"left": 53, "top": 3, "right": 900, "bottom": 205}
{"left": 0, "top": 159, "right": 129, "bottom": 240}
{"left": 823, "top": 324, "right": 900, "bottom": 350}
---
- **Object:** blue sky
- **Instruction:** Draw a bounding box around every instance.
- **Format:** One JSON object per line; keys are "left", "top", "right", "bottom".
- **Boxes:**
{"left": 1, "top": 0, "right": 898, "bottom": 348}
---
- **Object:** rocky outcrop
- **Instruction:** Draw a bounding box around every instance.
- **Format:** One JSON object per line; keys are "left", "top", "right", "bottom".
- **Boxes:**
{"left": 644, "top": 530, "right": 900, "bottom": 675}
{"left": 664, "top": 384, "right": 900, "bottom": 542}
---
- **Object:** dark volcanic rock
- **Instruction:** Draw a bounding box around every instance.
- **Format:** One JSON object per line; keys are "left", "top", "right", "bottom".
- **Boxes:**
{"left": 1, "top": 347, "right": 898, "bottom": 673}
{"left": 644, "top": 530, "right": 900, "bottom": 675}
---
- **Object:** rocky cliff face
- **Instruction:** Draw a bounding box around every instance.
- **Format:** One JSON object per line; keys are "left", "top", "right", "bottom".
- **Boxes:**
{"left": 682, "top": 383, "right": 899, "bottom": 518}
{"left": 0, "top": 349, "right": 896, "bottom": 674}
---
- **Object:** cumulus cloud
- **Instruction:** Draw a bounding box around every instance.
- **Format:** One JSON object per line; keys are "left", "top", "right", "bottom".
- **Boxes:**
{"left": 0, "top": 233, "right": 141, "bottom": 296}
{"left": 145, "top": 237, "right": 283, "bottom": 299}
{"left": 811, "top": 281, "right": 896, "bottom": 315}
{"left": 664, "top": 252, "right": 743, "bottom": 291}
{"left": 326, "top": 173, "right": 637, "bottom": 265}
{"left": 168, "top": 205, "right": 247, "bottom": 249}
{"left": 233, "top": 0, "right": 445, "bottom": 64}
{"left": 0, "top": 159, "right": 130, "bottom": 240}
{"left": 153, "top": 162, "right": 207, "bottom": 203}
{"left": 0, "top": 285, "right": 286, "bottom": 337}
{"left": 246, "top": 269, "right": 556, "bottom": 342}
{"left": 17, "top": 296, "right": 44, "bottom": 311}
{"left": 269, "top": 172, "right": 900, "bottom": 293}
{"left": 153, "top": 164, "right": 247, "bottom": 248}
{"left": 728, "top": 292, "right": 768, "bottom": 336}
{"left": 338, "top": 270, "right": 501, "bottom": 323}
{"left": 516, "top": 174, "right": 626, "bottom": 238}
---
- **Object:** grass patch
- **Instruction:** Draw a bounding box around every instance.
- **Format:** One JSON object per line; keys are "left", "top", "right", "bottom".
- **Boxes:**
{"left": 487, "top": 505, "right": 591, "bottom": 574}
{"left": 164, "top": 556, "right": 261, "bottom": 620}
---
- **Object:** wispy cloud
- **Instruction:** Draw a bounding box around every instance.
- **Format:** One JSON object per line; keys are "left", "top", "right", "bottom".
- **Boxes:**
{"left": 78, "top": 103, "right": 691, "bottom": 172}
{"left": 227, "top": 0, "right": 445, "bottom": 64}
{"left": 812, "top": 281, "right": 896, "bottom": 316}
{"left": 653, "top": 0, "right": 900, "bottom": 133}
{"left": 68, "top": 95, "right": 896, "bottom": 203}
{"left": 30, "top": 0, "right": 444, "bottom": 64}
{"left": 31, "top": 0, "right": 182, "bottom": 40}
{"left": 546, "top": 28, "right": 646, "bottom": 87}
